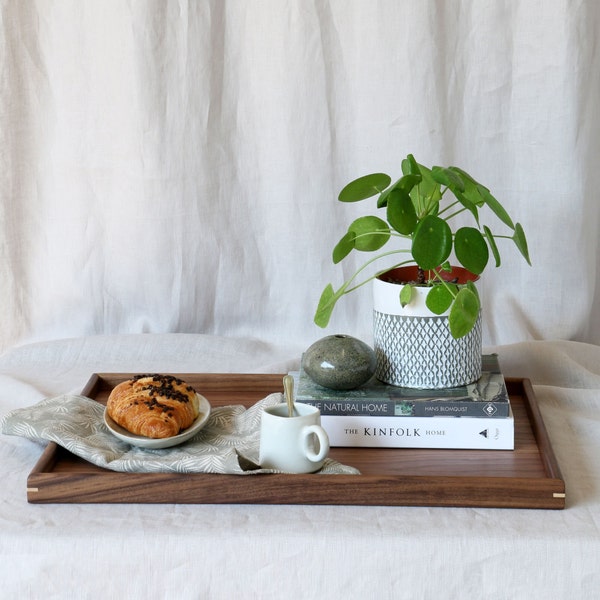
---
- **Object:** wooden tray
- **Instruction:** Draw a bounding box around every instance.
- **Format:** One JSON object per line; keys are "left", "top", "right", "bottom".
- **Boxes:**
{"left": 27, "top": 374, "right": 565, "bottom": 509}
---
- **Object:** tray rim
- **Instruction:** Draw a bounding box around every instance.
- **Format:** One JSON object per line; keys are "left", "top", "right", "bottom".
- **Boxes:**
{"left": 26, "top": 373, "right": 566, "bottom": 509}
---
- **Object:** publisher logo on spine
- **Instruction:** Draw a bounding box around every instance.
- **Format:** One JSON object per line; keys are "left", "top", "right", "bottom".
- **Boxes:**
{"left": 483, "top": 403, "right": 497, "bottom": 416}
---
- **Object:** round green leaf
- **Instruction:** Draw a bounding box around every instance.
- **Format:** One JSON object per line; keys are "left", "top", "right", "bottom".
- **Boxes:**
{"left": 387, "top": 188, "right": 417, "bottom": 235}
{"left": 332, "top": 231, "right": 356, "bottom": 264}
{"left": 338, "top": 173, "right": 391, "bottom": 202}
{"left": 454, "top": 227, "right": 489, "bottom": 275}
{"left": 448, "top": 287, "right": 480, "bottom": 338}
{"left": 399, "top": 284, "right": 414, "bottom": 308}
{"left": 314, "top": 284, "right": 336, "bottom": 328}
{"left": 396, "top": 173, "right": 422, "bottom": 193}
{"left": 411, "top": 215, "right": 452, "bottom": 270}
{"left": 377, "top": 173, "right": 421, "bottom": 208}
{"left": 425, "top": 284, "right": 456, "bottom": 315}
{"left": 348, "top": 216, "right": 390, "bottom": 251}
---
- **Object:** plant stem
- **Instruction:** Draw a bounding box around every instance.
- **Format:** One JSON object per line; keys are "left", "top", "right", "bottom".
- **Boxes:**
{"left": 437, "top": 199, "right": 460, "bottom": 216}
{"left": 429, "top": 268, "right": 459, "bottom": 299}
{"left": 340, "top": 251, "right": 412, "bottom": 294}
{"left": 415, "top": 182, "right": 424, "bottom": 214}
{"left": 443, "top": 207, "right": 468, "bottom": 221}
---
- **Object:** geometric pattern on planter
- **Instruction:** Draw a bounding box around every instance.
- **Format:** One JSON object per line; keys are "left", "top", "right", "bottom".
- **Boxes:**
{"left": 373, "top": 311, "right": 482, "bottom": 389}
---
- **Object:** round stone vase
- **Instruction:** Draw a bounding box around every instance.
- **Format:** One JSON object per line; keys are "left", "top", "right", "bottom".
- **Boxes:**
{"left": 373, "top": 266, "right": 482, "bottom": 388}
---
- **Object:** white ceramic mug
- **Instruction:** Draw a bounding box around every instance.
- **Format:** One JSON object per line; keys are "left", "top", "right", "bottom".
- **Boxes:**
{"left": 259, "top": 402, "right": 330, "bottom": 473}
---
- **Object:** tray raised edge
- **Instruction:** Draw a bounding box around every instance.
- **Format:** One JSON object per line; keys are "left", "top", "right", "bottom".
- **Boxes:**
{"left": 26, "top": 374, "right": 565, "bottom": 509}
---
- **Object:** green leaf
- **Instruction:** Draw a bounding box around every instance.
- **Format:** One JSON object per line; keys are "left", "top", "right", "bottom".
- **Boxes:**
{"left": 458, "top": 176, "right": 485, "bottom": 208}
{"left": 466, "top": 279, "right": 480, "bottom": 301}
{"left": 338, "top": 173, "right": 391, "bottom": 202}
{"left": 426, "top": 284, "right": 456, "bottom": 314}
{"left": 431, "top": 166, "right": 465, "bottom": 192}
{"left": 448, "top": 287, "right": 480, "bottom": 338}
{"left": 401, "top": 154, "right": 421, "bottom": 176}
{"left": 399, "top": 284, "right": 414, "bottom": 308}
{"left": 448, "top": 166, "right": 479, "bottom": 186}
{"left": 454, "top": 227, "right": 489, "bottom": 275}
{"left": 377, "top": 173, "right": 421, "bottom": 208}
{"left": 477, "top": 185, "right": 515, "bottom": 229}
{"left": 513, "top": 222, "right": 531, "bottom": 265}
{"left": 413, "top": 165, "right": 442, "bottom": 214}
{"left": 332, "top": 231, "right": 356, "bottom": 264}
{"left": 387, "top": 188, "right": 417, "bottom": 235}
{"left": 396, "top": 173, "right": 422, "bottom": 193}
{"left": 483, "top": 225, "right": 501, "bottom": 267}
{"left": 412, "top": 215, "right": 452, "bottom": 270}
{"left": 314, "top": 284, "right": 337, "bottom": 328}
{"left": 348, "top": 216, "right": 390, "bottom": 251}
{"left": 453, "top": 189, "right": 480, "bottom": 224}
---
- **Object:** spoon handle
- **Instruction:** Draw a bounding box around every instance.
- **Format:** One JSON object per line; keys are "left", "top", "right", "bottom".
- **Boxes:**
{"left": 283, "top": 375, "right": 295, "bottom": 417}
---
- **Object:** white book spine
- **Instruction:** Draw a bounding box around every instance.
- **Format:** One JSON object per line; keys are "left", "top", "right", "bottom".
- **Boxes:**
{"left": 321, "top": 409, "right": 514, "bottom": 450}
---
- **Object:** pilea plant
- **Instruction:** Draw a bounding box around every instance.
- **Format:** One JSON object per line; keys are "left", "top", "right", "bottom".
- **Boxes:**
{"left": 314, "top": 153, "right": 531, "bottom": 338}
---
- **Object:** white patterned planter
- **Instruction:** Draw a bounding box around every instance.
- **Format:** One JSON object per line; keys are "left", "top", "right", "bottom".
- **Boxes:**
{"left": 373, "top": 267, "right": 482, "bottom": 388}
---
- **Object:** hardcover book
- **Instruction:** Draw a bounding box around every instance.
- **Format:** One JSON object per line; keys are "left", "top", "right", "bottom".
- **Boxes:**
{"left": 293, "top": 354, "right": 510, "bottom": 419}
{"left": 320, "top": 409, "right": 515, "bottom": 449}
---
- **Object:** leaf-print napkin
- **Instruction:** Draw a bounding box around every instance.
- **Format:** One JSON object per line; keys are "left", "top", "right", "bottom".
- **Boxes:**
{"left": 1, "top": 393, "right": 360, "bottom": 475}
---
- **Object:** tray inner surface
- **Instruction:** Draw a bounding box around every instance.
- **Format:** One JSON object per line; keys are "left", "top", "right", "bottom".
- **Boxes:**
{"left": 26, "top": 374, "right": 565, "bottom": 508}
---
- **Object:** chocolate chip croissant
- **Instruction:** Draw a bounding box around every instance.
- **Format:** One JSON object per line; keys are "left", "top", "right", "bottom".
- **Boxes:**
{"left": 106, "top": 374, "right": 200, "bottom": 439}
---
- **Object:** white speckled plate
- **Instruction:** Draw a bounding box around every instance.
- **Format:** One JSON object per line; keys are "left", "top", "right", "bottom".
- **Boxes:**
{"left": 103, "top": 394, "right": 211, "bottom": 449}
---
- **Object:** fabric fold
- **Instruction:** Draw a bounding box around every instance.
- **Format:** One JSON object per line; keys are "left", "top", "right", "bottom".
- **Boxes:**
{"left": 1, "top": 392, "right": 359, "bottom": 475}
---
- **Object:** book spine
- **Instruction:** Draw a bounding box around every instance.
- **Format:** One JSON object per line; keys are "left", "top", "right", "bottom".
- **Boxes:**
{"left": 320, "top": 412, "right": 514, "bottom": 449}
{"left": 297, "top": 398, "right": 510, "bottom": 418}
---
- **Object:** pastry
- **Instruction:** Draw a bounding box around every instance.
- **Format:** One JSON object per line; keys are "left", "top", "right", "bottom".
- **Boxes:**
{"left": 106, "top": 374, "right": 200, "bottom": 439}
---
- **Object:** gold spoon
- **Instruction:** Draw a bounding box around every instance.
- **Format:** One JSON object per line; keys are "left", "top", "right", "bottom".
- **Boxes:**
{"left": 283, "top": 374, "right": 296, "bottom": 417}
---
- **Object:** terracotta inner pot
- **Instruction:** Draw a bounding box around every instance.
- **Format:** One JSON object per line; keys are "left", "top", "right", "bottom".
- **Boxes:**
{"left": 378, "top": 265, "right": 479, "bottom": 286}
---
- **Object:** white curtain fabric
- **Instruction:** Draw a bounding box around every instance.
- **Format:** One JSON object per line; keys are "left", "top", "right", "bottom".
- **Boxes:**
{"left": 1, "top": 0, "right": 600, "bottom": 354}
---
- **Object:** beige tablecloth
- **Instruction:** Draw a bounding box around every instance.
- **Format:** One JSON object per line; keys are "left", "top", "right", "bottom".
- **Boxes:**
{"left": 1, "top": 335, "right": 599, "bottom": 600}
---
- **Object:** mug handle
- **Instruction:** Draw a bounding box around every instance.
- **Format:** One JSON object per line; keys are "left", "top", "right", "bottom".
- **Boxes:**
{"left": 301, "top": 425, "right": 330, "bottom": 463}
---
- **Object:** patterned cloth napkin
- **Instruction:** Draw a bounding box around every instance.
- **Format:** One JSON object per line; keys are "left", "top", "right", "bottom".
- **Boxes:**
{"left": 1, "top": 392, "right": 360, "bottom": 475}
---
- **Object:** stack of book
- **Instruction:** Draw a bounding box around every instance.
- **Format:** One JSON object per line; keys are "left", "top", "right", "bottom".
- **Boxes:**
{"left": 291, "top": 354, "right": 514, "bottom": 450}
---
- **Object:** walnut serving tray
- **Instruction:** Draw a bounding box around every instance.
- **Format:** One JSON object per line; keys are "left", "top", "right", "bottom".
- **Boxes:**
{"left": 27, "top": 374, "right": 565, "bottom": 509}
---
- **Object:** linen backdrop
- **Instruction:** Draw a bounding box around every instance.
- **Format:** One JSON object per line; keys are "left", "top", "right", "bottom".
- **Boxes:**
{"left": 1, "top": 0, "right": 599, "bottom": 356}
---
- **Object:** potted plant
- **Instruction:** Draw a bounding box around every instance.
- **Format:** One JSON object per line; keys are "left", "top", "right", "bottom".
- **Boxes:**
{"left": 314, "top": 153, "right": 530, "bottom": 388}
